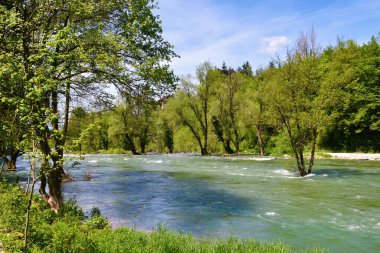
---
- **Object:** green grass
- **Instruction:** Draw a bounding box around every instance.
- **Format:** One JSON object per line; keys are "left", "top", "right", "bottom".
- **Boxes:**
{"left": 0, "top": 180, "right": 327, "bottom": 253}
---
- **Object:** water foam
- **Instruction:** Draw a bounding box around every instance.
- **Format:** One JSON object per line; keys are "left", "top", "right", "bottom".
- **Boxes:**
{"left": 347, "top": 225, "right": 361, "bottom": 231}
{"left": 273, "top": 169, "right": 292, "bottom": 175}
{"left": 227, "top": 172, "right": 245, "bottom": 176}
{"left": 147, "top": 160, "right": 163, "bottom": 164}
{"left": 249, "top": 157, "right": 275, "bottom": 161}
{"left": 265, "top": 212, "right": 277, "bottom": 216}
{"left": 88, "top": 160, "right": 97, "bottom": 163}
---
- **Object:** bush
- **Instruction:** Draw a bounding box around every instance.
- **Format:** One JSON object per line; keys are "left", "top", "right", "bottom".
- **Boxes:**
{"left": 85, "top": 215, "right": 109, "bottom": 229}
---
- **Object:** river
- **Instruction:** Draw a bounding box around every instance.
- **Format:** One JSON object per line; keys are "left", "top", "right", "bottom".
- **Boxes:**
{"left": 9, "top": 154, "right": 380, "bottom": 252}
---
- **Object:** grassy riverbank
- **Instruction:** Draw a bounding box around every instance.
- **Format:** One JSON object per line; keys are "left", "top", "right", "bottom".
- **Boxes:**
{"left": 0, "top": 181, "right": 326, "bottom": 253}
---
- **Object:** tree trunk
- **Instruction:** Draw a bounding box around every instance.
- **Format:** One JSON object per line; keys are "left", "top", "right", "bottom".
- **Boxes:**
{"left": 201, "top": 147, "right": 209, "bottom": 156}
{"left": 6, "top": 149, "right": 21, "bottom": 171}
{"left": 256, "top": 127, "right": 265, "bottom": 156}
{"left": 0, "top": 161, "right": 4, "bottom": 177}
{"left": 124, "top": 133, "right": 140, "bottom": 155}
{"left": 6, "top": 159, "right": 16, "bottom": 171}
{"left": 298, "top": 148, "right": 307, "bottom": 176}
{"left": 38, "top": 157, "right": 63, "bottom": 212}
{"left": 308, "top": 128, "right": 318, "bottom": 174}
{"left": 140, "top": 141, "right": 146, "bottom": 154}
{"left": 139, "top": 128, "right": 148, "bottom": 154}
{"left": 283, "top": 120, "right": 306, "bottom": 177}
{"left": 224, "top": 139, "right": 234, "bottom": 154}
{"left": 24, "top": 147, "right": 37, "bottom": 252}
{"left": 47, "top": 161, "right": 64, "bottom": 211}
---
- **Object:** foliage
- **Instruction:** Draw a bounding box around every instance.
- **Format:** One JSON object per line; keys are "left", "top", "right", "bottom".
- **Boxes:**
{"left": 85, "top": 207, "right": 109, "bottom": 229}
{"left": 63, "top": 34, "right": 380, "bottom": 159}
{"left": 318, "top": 38, "right": 380, "bottom": 152}
{"left": 0, "top": 0, "right": 177, "bottom": 210}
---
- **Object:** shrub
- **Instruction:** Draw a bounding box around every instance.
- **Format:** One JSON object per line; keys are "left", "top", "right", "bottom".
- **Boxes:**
{"left": 85, "top": 215, "right": 109, "bottom": 229}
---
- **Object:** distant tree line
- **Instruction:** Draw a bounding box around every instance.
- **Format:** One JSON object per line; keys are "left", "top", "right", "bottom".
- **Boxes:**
{"left": 62, "top": 32, "right": 380, "bottom": 176}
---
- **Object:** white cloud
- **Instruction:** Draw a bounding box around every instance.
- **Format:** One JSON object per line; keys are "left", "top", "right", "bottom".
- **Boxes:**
{"left": 260, "top": 36, "right": 289, "bottom": 53}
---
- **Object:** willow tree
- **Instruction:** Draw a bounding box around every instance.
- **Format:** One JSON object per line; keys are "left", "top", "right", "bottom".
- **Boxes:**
{"left": 212, "top": 69, "right": 245, "bottom": 154}
{"left": 266, "top": 30, "right": 326, "bottom": 176}
{"left": 0, "top": 0, "right": 176, "bottom": 211}
{"left": 240, "top": 67, "right": 275, "bottom": 156}
{"left": 167, "top": 62, "right": 216, "bottom": 155}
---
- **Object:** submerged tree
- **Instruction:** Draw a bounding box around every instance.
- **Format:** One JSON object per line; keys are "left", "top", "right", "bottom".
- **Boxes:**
{"left": 265, "top": 30, "right": 326, "bottom": 176}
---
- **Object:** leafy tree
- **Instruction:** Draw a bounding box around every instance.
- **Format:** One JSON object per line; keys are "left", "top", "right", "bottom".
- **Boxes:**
{"left": 167, "top": 62, "right": 216, "bottom": 155}
{"left": 319, "top": 37, "right": 380, "bottom": 151}
{"left": 238, "top": 61, "right": 254, "bottom": 77}
{"left": 151, "top": 109, "right": 175, "bottom": 153}
{"left": 265, "top": 30, "right": 327, "bottom": 176}
{"left": 0, "top": 101, "right": 24, "bottom": 171}
{"left": 211, "top": 68, "right": 245, "bottom": 154}
{"left": 0, "top": 0, "right": 176, "bottom": 211}
{"left": 240, "top": 68, "right": 275, "bottom": 156}
{"left": 116, "top": 92, "right": 157, "bottom": 155}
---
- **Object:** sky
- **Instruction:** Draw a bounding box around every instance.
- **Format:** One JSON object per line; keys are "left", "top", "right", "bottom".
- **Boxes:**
{"left": 155, "top": 0, "right": 380, "bottom": 76}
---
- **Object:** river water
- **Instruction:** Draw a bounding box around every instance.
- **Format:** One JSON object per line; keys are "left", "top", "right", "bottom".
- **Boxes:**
{"left": 9, "top": 154, "right": 380, "bottom": 252}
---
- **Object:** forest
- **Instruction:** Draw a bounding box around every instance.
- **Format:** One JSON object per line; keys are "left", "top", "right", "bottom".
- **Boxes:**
{"left": 65, "top": 33, "right": 379, "bottom": 176}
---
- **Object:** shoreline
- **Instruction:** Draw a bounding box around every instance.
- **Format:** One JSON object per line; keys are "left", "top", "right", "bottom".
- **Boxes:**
{"left": 326, "top": 153, "right": 380, "bottom": 160}
{"left": 64, "top": 152, "right": 380, "bottom": 161}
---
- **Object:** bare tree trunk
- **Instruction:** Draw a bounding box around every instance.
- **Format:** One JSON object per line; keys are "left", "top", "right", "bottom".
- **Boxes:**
{"left": 298, "top": 149, "right": 307, "bottom": 176}
{"left": 308, "top": 128, "right": 318, "bottom": 174}
{"left": 24, "top": 141, "right": 39, "bottom": 252}
{"left": 201, "top": 147, "right": 208, "bottom": 156}
{"left": 124, "top": 133, "right": 140, "bottom": 155}
{"left": 256, "top": 127, "right": 265, "bottom": 156}
{"left": 24, "top": 178, "right": 35, "bottom": 252}
{"left": 283, "top": 119, "right": 306, "bottom": 176}
{"left": 63, "top": 83, "right": 70, "bottom": 138}
{"left": 139, "top": 128, "right": 148, "bottom": 154}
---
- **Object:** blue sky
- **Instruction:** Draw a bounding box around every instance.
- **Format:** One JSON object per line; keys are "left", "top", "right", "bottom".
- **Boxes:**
{"left": 155, "top": 0, "right": 380, "bottom": 76}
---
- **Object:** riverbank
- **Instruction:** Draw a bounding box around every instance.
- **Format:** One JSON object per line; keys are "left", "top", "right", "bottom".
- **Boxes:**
{"left": 0, "top": 182, "right": 325, "bottom": 253}
{"left": 326, "top": 153, "right": 380, "bottom": 160}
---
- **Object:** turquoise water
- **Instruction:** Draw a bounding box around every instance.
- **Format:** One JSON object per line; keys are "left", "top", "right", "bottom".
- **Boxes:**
{"left": 9, "top": 154, "right": 380, "bottom": 252}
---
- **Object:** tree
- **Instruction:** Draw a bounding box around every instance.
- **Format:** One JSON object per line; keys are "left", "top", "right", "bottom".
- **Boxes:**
{"left": 0, "top": 0, "right": 176, "bottom": 211}
{"left": 167, "top": 62, "right": 216, "bottom": 155}
{"left": 319, "top": 37, "right": 380, "bottom": 152}
{"left": 265, "top": 30, "right": 326, "bottom": 176}
{"left": 0, "top": 102, "right": 24, "bottom": 171}
{"left": 240, "top": 68, "right": 274, "bottom": 156}
{"left": 211, "top": 67, "right": 245, "bottom": 154}
{"left": 115, "top": 91, "right": 157, "bottom": 155}
{"left": 238, "top": 61, "right": 254, "bottom": 77}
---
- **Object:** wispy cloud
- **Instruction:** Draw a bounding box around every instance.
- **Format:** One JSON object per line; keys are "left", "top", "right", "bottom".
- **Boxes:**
{"left": 156, "top": 0, "right": 380, "bottom": 76}
{"left": 260, "top": 36, "right": 290, "bottom": 53}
